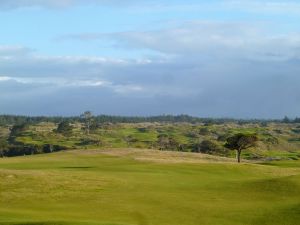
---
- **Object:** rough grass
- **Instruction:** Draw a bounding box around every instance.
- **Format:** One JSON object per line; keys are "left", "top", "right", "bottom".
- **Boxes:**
{"left": 8, "top": 122, "right": 300, "bottom": 160}
{"left": 0, "top": 149, "right": 300, "bottom": 225}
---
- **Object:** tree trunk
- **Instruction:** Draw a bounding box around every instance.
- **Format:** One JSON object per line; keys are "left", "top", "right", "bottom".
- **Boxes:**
{"left": 237, "top": 149, "right": 242, "bottom": 163}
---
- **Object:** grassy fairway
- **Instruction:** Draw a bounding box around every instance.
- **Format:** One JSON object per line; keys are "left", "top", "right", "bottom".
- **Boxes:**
{"left": 0, "top": 149, "right": 300, "bottom": 225}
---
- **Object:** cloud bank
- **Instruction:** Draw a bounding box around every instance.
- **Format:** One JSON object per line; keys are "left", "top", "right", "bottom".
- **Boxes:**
{"left": 1, "top": 1, "right": 300, "bottom": 118}
{"left": 64, "top": 21, "right": 300, "bottom": 61}
{"left": 1, "top": 21, "right": 300, "bottom": 118}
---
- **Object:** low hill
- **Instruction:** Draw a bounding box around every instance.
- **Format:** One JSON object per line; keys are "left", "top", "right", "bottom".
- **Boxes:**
{"left": 2, "top": 121, "right": 300, "bottom": 161}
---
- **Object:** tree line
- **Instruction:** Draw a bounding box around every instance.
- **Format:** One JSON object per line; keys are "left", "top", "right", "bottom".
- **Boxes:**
{"left": 0, "top": 114, "right": 293, "bottom": 126}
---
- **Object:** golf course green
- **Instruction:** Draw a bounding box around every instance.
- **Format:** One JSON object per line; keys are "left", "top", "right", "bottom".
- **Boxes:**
{"left": 0, "top": 149, "right": 300, "bottom": 225}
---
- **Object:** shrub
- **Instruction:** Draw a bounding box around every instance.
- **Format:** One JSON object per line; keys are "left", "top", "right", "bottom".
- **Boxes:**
{"left": 192, "top": 140, "right": 220, "bottom": 154}
{"left": 199, "top": 127, "right": 210, "bottom": 135}
{"left": 55, "top": 121, "right": 73, "bottom": 135}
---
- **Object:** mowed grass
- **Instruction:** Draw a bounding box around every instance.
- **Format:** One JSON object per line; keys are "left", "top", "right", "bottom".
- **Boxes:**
{"left": 0, "top": 149, "right": 300, "bottom": 225}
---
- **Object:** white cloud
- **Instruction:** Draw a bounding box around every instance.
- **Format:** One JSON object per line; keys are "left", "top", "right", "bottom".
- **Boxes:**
{"left": 0, "top": 46, "right": 140, "bottom": 78}
{"left": 0, "top": 76, "right": 13, "bottom": 82}
{"left": 0, "top": 74, "right": 144, "bottom": 95}
{"left": 63, "top": 21, "right": 300, "bottom": 61}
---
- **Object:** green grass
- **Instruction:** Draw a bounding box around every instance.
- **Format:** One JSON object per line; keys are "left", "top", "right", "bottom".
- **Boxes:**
{"left": 1, "top": 149, "right": 300, "bottom": 225}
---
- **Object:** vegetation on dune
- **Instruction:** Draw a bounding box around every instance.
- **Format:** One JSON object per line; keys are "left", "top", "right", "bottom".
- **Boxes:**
{"left": 0, "top": 114, "right": 300, "bottom": 162}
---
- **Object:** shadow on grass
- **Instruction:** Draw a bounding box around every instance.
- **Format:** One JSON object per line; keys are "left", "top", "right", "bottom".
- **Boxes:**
{"left": 60, "top": 166, "right": 95, "bottom": 169}
{"left": 0, "top": 222, "right": 69, "bottom": 225}
{"left": 249, "top": 203, "right": 300, "bottom": 225}
{"left": 0, "top": 222, "right": 127, "bottom": 225}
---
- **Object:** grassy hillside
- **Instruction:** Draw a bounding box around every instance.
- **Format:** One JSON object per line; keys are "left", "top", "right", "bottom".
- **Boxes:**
{"left": 3, "top": 121, "right": 300, "bottom": 160}
{"left": 0, "top": 149, "right": 300, "bottom": 225}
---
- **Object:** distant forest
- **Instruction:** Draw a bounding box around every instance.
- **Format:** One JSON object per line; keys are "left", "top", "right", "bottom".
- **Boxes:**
{"left": 0, "top": 114, "right": 298, "bottom": 125}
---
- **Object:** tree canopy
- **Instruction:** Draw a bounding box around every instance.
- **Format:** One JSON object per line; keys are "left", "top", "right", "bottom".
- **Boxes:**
{"left": 225, "top": 133, "right": 258, "bottom": 163}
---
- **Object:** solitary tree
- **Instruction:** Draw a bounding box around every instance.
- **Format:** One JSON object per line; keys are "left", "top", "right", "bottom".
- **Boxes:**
{"left": 81, "top": 111, "right": 93, "bottom": 135}
{"left": 225, "top": 133, "right": 258, "bottom": 163}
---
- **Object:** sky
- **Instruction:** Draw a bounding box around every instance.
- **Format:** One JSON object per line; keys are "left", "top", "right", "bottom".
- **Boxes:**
{"left": 0, "top": 0, "right": 300, "bottom": 118}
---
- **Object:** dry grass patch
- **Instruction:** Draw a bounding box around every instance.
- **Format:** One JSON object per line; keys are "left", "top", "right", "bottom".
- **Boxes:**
{"left": 72, "top": 148, "right": 236, "bottom": 164}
